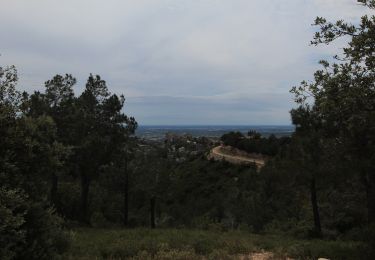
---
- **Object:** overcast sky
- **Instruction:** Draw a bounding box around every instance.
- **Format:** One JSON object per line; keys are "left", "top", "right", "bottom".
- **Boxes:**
{"left": 0, "top": 0, "right": 368, "bottom": 125}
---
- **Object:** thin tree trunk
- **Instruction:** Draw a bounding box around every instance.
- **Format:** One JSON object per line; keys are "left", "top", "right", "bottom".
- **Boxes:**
{"left": 365, "top": 170, "right": 375, "bottom": 224}
{"left": 310, "top": 176, "right": 322, "bottom": 237}
{"left": 150, "top": 196, "right": 156, "bottom": 229}
{"left": 123, "top": 155, "right": 129, "bottom": 226}
{"left": 80, "top": 173, "right": 91, "bottom": 225}
{"left": 50, "top": 173, "right": 58, "bottom": 206}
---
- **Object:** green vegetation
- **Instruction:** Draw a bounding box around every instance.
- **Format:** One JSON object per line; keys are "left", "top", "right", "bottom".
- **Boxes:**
{"left": 65, "top": 228, "right": 364, "bottom": 260}
{"left": 220, "top": 131, "right": 290, "bottom": 156}
{"left": 1, "top": 0, "right": 375, "bottom": 259}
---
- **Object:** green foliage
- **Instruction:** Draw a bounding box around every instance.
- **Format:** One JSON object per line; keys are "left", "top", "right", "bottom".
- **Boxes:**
{"left": 288, "top": 0, "right": 375, "bottom": 254}
{"left": 0, "top": 188, "right": 26, "bottom": 260}
{"left": 162, "top": 158, "right": 260, "bottom": 228}
{"left": 358, "top": 0, "right": 375, "bottom": 8}
{"left": 0, "top": 65, "right": 20, "bottom": 113}
{"left": 221, "top": 131, "right": 290, "bottom": 156}
{"left": 0, "top": 188, "right": 69, "bottom": 260}
{"left": 20, "top": 203, "right": 69, "bottom": 259}
{"left": 1, "top": 64, "right": 70, "bottom": 259}
{"left": 1, "top": 2, "right": 374, "bottom": 258}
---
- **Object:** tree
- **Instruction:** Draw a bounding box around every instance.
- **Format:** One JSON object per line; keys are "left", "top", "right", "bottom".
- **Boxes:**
{"left": 26, "top": 74, "right": 75, "bottom": 207}
{"left": 122, "top": 136, "right": 137, "bottom": 226}
{"left": 291, "top": 0, "right": 375, "bottom": 224}
{"left": 74, "top": 74, "right": 136, "bottom": 224}
{"left": 132, "top": 144, "right": 169, "bottom": 228}
{"left": 0, "top": 64, "right": 68, "bottom": 259}
{"left": 290, "top": 107, "right": 325, "bottom": 237}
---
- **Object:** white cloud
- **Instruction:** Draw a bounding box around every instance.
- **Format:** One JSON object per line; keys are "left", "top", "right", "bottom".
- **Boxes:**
{"left": 0, "top": 0, "right": 370, "bottom": 124}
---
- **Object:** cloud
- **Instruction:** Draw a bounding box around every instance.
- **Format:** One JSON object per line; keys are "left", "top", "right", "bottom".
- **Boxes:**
{"left": 0, "top": 0, "right": 368, "bottom": 124}
{"left": 125, "top": 91, "right": 294, "bottom": 125}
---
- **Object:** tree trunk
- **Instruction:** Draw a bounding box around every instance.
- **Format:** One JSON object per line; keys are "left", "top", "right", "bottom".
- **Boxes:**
{"left": 365, "top": 170, "right": 375, "bottom": 224}
{"left": 50, "top": 173, "right": 58, "bottom": 206}
{"left": 80, "top": 173, "right": 91, "bottom": 225}
{"left": 123, "top": 156, "right": 129, "bottom": 226}
{"left": 150, "top": 196, "right": 156, "bottom": 229}
{"left": 310, "top": 176, "right": 322, "bottom": 237}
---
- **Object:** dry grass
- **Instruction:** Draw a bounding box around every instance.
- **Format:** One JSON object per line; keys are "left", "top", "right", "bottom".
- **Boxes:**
{"left": 64, "top": 228, "right": 363, "bottom": 259}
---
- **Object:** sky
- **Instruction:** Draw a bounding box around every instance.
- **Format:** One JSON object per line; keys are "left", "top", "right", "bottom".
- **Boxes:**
{"left": 0, "top": 0, "right": 369, "bottom": 125}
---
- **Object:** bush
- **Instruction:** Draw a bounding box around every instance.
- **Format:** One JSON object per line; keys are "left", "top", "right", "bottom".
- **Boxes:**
{"left": 90, "top": 211, "right": 110, "bottom": 228}
{"left": 0, "top": 188, "right": 27, "bottom": 260}
{"left": 19, "top": 203, "right": 70, "bottom": 259}
{"left": 0, "top": 187, "right": 70, "bottom": 260}
{"left": 287, "top": 240, "right": 362, "bottom": 260}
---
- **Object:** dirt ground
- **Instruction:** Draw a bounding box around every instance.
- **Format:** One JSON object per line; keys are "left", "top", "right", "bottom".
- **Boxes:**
{"left": 208, "top": 145, "right": 265, "bottom": 168}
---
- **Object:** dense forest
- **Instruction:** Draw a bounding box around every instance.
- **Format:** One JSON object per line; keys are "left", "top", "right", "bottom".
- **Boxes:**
{"left": 1, "top": 0, "right": 375, "bottom": 259}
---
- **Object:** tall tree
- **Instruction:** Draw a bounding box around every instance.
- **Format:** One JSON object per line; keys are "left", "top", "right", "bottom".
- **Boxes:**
{"left": 74, "top": 74, "right": 136, "bottom": 224}
{"left": 291, "top": 0, "right": 375, "bottom": 223}
{"left": 290, "top": 107, "right": 325, "bottom": 237}
{"left": 26, "top": 74, "right": 75, "bottom": 207}
{"left": 0, "top": 64, "right": 68, "bottom": 259}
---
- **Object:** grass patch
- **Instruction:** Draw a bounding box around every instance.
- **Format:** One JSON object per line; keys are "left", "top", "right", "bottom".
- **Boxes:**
{"left": 64, "top": 228, "right": 364, "bottom": 259}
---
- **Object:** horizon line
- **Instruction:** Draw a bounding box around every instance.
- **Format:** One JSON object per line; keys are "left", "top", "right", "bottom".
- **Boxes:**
{"left": 138, "top": 124, "right": 294, "bottom": 127}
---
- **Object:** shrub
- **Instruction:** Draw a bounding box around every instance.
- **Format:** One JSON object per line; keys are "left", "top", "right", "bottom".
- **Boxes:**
{"left": 0, "top": 187, "right": 70, "bottom": 260}
{"left": 0, "top": 188, "right": 27, "bottom": 260}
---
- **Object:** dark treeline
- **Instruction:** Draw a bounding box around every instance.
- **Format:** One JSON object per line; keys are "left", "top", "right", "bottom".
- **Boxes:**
{"left": 1, "top": 0, "right": 375, "bottom": 259}
{"left": 220, "top": 131, "right": 291, "bottom": 156}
